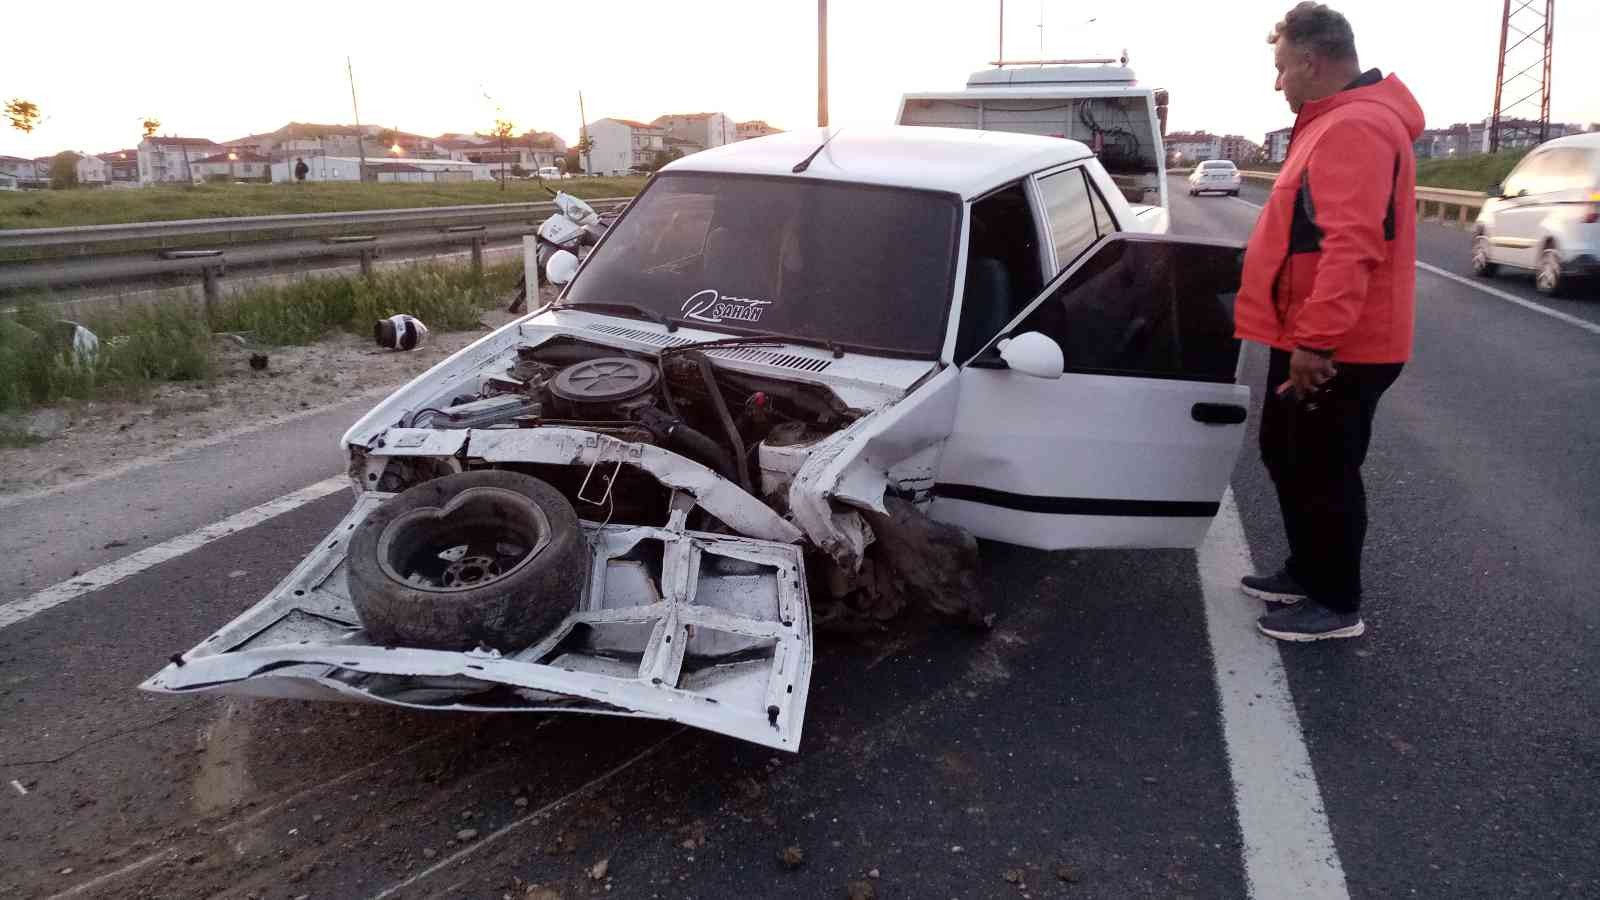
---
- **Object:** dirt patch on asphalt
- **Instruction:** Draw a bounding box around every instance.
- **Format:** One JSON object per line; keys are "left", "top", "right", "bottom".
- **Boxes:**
{"left": 0, "top": 297, "right": 547, "bottom": 498}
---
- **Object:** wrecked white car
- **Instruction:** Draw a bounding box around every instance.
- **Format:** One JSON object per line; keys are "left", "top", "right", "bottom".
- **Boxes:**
{"left": 144, "top": 127, "right": 1250, "bottom": 751}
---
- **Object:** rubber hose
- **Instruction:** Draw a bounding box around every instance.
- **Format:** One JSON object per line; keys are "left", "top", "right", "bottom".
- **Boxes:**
{"left": 688, "top": 352, "right": 754, "bottom": 493}
{"left": 667, "top": 423, "right": 739, "bottom": 485}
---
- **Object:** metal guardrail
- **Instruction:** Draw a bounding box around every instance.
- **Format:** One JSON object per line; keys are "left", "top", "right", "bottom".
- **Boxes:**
{"left": 0, "top": 197, "right": 632, "bottom": 306}
{"left": 1238, "top": 171, "right": 1487, "bottom": 224}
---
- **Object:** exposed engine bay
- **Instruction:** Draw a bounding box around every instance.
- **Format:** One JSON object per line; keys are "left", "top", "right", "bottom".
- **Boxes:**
{"left": 370, "top": 337, "right": 858, "bottom": 530}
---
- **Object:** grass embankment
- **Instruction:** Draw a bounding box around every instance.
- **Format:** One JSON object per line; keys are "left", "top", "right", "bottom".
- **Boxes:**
{"left": 0, "top": 261, "right": 519, "bottom": 414}
{"left": 0, "top": 177, "right": 647, "bottom": 230}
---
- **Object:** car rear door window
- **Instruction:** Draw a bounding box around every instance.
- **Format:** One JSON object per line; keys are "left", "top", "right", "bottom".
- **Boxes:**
{"left": 1036, "top": 168, "right": 1100, "bottom": 273}
{"left": 1010, "top": 235, "right": 1244, "bottom": 383}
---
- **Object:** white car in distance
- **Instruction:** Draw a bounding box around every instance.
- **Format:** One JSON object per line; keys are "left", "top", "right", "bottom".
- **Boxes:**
{"left": 1188, "top": 160, "right": 1242, "bottom": 197}
{"left": 144, "top": 127, "right": 1251, "bottom": 753}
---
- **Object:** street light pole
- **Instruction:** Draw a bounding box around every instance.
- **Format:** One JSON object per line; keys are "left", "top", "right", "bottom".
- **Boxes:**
{"left": 817, "top": 0, "right": 829, "bottom": 127}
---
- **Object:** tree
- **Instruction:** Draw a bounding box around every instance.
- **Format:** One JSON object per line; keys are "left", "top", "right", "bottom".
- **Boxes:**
{"left": 491, "top": 118, "right": 515, "bottom": 190}
{"left": 510, "top": 163, "right": 528, "bottom": 178}
{"left": 5, "top": 99, "right": 41, "bottom": 134}
{"left": 141, "top": 117, "right": 160, "bottom": 138}
{"left": 48, "top": 152, "right": 79, "bottom": 189}
{"left": 378, "top": 128, "right": 398, "bottom": 154}
{"left": 563, "top": 148, "right": 583, "bottom": 174}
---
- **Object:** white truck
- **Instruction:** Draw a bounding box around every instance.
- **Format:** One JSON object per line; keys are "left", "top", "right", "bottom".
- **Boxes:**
{"left": 144, "top": 127, "right": 1247, "bottom": 752}
{"left": 899, "top": 61, "right": 1171, "bottom": 233}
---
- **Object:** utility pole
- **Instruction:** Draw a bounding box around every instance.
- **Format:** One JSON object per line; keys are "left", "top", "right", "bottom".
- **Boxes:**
{"left": 578, "top": 91, "right": 591, "bottom": 174}
{"left": 998, "top": 0, "right": 1004, "bottom": 67}
{"left": 817, "top": 0, "right": 829, "bottom": 127}
{"left": 347, "top": 56, "right": 368, "bottom": 181}
{"left": 1489, "top": 0, "right": 1555, "bottom": 153}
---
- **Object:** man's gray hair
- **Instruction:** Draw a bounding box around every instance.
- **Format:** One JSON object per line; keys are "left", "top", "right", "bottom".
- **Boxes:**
{"left": 1268, "top": 2, "right": 1359, "bottom": 62}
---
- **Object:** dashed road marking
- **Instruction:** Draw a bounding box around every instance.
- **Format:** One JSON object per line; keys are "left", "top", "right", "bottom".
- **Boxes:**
{"left": 1200, "top": 489, "right": 1350, "bottom": 899}
{"left": 0, "top": 476, "right": 347, "bottom": 631}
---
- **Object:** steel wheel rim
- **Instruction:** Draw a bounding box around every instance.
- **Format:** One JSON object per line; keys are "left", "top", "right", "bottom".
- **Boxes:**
{"left": 376, "top": 485, "right": 553, "bottom": 593}
{"left": 1537, "top": 253, "right": 1560, "bottom": 292}
{"left": 1472, "top": 237, "right": 1490, "bottom": 271}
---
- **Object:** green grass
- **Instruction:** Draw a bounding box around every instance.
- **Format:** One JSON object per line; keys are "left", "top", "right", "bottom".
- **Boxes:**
{"left": 0, "top": 260, "right": 518, "bottom": 413}
{"left": 0, "top": 177, "right": 647, "bottom": 230}
{"left": 1414, "top": 151, "right": 1528, "bottom": 192}
{"left": 0, "top": 428, "right": 48, "bottom": 448}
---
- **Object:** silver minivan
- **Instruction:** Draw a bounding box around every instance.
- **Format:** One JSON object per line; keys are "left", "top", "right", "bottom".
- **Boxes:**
{"left": 1472, "top": 132, "right": 1600, "bottom": 296}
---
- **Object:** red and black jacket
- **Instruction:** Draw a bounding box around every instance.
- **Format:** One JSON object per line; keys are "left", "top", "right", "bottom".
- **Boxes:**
{"left": 1235, "top": 71, "right": 1426, "bottom": 364}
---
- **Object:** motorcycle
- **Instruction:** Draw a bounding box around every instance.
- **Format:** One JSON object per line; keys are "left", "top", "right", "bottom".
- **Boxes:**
{"left": 507, "top": 182, "right": 616, "bottom": 313}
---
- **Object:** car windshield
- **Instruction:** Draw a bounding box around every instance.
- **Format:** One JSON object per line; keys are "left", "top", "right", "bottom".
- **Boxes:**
{"left": 561, "top": 171, "right": 962, "bottom": 357}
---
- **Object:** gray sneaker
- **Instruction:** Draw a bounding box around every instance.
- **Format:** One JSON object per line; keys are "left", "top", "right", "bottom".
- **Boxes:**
{"left": 1257, "top": 602, "right": 1365, "bottom": 642}
{"left": 1240, "top": 568, "right": 1307, "bottom": 605}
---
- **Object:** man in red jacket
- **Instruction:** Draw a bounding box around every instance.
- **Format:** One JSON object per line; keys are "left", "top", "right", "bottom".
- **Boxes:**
{"left": 1235, "top": 3, "right": 1424, "bottom": 641}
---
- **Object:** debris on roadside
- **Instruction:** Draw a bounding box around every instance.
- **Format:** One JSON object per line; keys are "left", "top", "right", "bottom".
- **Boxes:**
{"left": 867, "top": 867, "right": 880, "bottom": 879}
{"left": 374, "top": 314, "right": 429, "bottom": 351}
{"left": 1056, "top": 863, "right": 1080, "bottom": 883}
{"left": 846, "top": 879, "right": 877, "bottom": 900}
{"left": 588, "top": 858, "right": 609, "bottom": 880}
{"left": 525, "top": 886, "right": 562, "bottom": 900}
{"left": 456, "top": 828, "right": 479, "bottom": 842}
{"left": 779, "top": 845, "right": 805, "bottom": 869}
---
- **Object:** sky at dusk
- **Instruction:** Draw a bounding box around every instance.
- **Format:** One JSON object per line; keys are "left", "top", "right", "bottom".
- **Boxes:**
{"left": 2, "top": 0, "right": 1597, "bottom": 158}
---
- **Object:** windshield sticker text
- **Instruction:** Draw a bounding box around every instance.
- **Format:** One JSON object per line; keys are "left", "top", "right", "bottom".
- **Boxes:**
{"left": 681, "top": 290, "right": 773, "bottom": 325}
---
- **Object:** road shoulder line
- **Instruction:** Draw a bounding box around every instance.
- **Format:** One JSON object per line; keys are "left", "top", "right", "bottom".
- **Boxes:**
{"left": 0, "top": 475, "right": 346, "bottom": 630}
{"left": 1200, "top": 489, "right": 1350, "bottom": 899}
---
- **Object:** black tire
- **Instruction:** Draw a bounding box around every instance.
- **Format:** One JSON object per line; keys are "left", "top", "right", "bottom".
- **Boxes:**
{"left": 347, "top": 470, "right": 585, "bottom": 651}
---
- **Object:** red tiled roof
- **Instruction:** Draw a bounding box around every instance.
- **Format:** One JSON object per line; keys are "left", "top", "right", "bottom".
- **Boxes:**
{"left": 143, "top": 136, "right": 221, "bottom": 146}
{"left": 607, "top": 118, "right": 661, "bottom": 131}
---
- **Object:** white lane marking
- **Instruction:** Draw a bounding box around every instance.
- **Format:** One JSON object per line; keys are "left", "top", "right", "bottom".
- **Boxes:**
{"left": 1230, "top": 195, "right": 1265, "bottom": 211}
{"left": 1200, "top": 489, "right": 1350, "bottom": 900}
{"left": 44, "top": 850, "right": 179, "bottom": 900}
{"left": 366, "top": 729, "right": 684, "bottom": 900}
{"left": 8, "top": 778, "right": 27, "bottom": 795}
{"left": 1225, "top": 192, "right": 1600, "bottom": 337}
{"left": 1416, "top": 261, "right": 1600, "bottom": 337}
{"left": 0, "top": 476, "right": 347, "bottom": 631}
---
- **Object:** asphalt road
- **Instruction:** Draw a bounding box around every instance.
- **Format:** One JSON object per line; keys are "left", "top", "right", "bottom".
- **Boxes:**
{"left": 1, "top": 179, "right": 1596, "bottom": 899}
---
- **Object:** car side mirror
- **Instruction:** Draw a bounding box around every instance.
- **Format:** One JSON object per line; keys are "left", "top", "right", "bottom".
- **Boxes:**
{"left": 997, "top": 332, "right": 1064, "bottom": 379}
{"left": 545, "top": 250, "right": 579, "bottom": 285}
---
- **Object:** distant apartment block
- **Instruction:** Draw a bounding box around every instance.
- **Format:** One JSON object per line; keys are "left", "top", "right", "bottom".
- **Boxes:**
{"left": 138, "top": 136, "right": 225, "bottom": 184}
{"left": 1219, "top": 134, "right": 1263, "bottom": 165}
{"left": 1263, "top": 127, "right": 1293, "bottom": 163}
{"left": 735, "top": 120, "right": 782, "bottom": 141}
{"left": 1166, "top": 131, "right": 1222, "bottom": 164}
{"left": 190, "top": 150, "right": 272, "bottom": 182}
{"left": 652, "top": 112, "right": 735, "bottom": 152}
{"left": 586, "top": 118, "right": 668, "bottom": 175}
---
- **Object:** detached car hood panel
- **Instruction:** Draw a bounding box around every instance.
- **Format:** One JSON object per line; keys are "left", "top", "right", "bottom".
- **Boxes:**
{"left": 144, "top": 490, "right": 813, "bottom": 750}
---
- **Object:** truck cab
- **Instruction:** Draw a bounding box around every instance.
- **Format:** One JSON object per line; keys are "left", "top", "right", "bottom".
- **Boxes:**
{"left": 899, "top": 62, "right": 1170, "bottom": 234}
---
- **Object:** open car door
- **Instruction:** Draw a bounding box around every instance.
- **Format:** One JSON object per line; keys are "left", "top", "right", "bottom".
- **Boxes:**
{"left": 931, "top": 233, "right": 1249, "bottom": 549}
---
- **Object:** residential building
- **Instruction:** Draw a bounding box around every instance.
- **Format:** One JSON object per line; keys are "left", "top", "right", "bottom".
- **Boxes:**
{"left": 74, "top": 153, "right": 110, "bottom": 185}
{"left": 137, "top": 136, "right": 225, "bottom": 184}
{"left": 1219, "top": 134, "right": 1263, "bottom": 165}
{"left": 586, "top": 118, "right": 667, "bottom": 174}
{"left": 1263, "top": 127, "right": 1293, "bottom": 163}
{"left": 0, "top": 155, "right": 45, "bottom": 183}
{"left": 269, "top": 156, "right": 492, "bottom": 183}
{"left": 1165, "top": 131, "right": 1222, "bottom": 164}
{"left": 735, "top": 120, "right": 782, "bottom": 141}
{"left": 99, "top": 150, "right": 141, "bottom": 184}
{"left": 190, "top": 150, "right": 272, "bottom": 182}
{"left": 652, "top": 112, "right": 734, "bottom": 152}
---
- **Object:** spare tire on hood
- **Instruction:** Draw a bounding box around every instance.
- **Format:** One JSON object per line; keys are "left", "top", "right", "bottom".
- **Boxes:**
{"left": 347, "top": 470, "right": 585, "bottom": 651}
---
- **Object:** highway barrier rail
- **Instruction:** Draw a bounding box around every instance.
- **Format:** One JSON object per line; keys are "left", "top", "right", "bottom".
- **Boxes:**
{"left": 0, "top": 197, "right": 632, "bottom": 306}
{"left": 1239, "top": 170, "right": 1487, "bottom": 225}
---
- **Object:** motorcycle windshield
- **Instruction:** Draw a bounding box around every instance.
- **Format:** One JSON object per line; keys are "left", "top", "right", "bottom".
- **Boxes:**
{"left": 561, "top": 171, "right": 961, "bottom": 358}
{"left": 142, "top": 492, "right": 814, "bottom": 751}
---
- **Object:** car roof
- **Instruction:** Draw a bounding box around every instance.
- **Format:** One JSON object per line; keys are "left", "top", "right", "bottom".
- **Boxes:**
{"left": 662, "top": 126, "right": 1094, "bottom": 199}
{"left": 1537, "top": 132, "right": 1600, "bottom": 152}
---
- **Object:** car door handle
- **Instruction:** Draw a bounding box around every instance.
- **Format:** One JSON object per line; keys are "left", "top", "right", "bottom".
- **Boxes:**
{"left": 1192, "top": 402, "right": 1247, "bottom": 425}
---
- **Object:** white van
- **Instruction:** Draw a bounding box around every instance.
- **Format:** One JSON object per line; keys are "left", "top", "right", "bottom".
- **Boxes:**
{"left": 537, "top": 165, "right": 565, "bottom": 181}
{"left": 899, "top": 62, "right": 1170, "bottom": 233}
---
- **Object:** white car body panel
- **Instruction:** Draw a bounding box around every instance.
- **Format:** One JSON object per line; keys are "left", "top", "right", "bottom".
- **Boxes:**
{"left": 1188, "top": 165, "right": 1241, "bottom": 195}
{"left": 148, "top": 127, "right": 1248, "bottom": 753}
